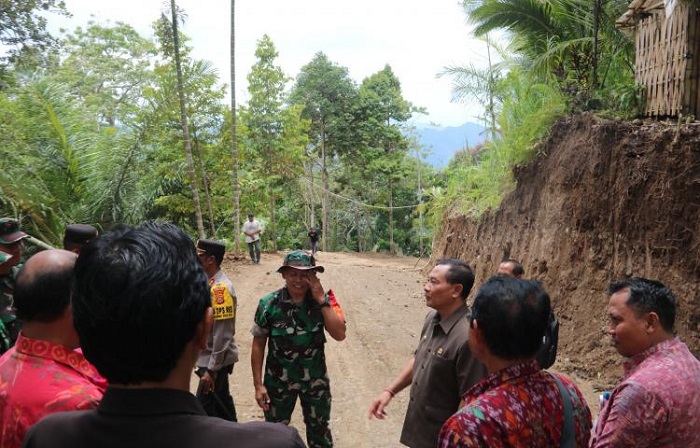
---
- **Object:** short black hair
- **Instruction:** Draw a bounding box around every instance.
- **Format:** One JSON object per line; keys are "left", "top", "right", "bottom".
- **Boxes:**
{"left": 471, "top": 276, "right": 551, "bottom": 359}
{"left": 608, "top": 277, "right": 677, "bottom": 333}
{"left": 14, "top": 254, "right": 75, "bottom": 322}
{"left": 435, "top": 259, "right": 475, "bottom": 300}
{"left": 501, "top": 258, "right": 524, "bottom": 277}
{"left": 72, "top": 222, "right": 210, "bottom": 385}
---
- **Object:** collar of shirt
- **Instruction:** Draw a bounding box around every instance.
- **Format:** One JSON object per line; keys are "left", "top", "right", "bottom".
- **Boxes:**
{"left": 464, "top": 359, "right": 540, "bottom": 403}
{"left": 98, "top": 387, "right": 205, "bottom": 416}
{"left": 433, "top": 304, "right": 470, "bottom": 334}
{"left": 14, "top": 332, "right": 106, "bottom": 387}
{"left": 622, "top": 337, "right": 680, "bottom": 377}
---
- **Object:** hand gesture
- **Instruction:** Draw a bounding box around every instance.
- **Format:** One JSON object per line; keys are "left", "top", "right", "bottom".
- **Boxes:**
{"left": 368, "top": 390, "right": 393, "bottom": 419}
{"left": 306, "top": 272, "right": 325, "bottom": 304}
{"left": 198, "top": 370, "right": 216, "bottom": 395}
{"left": 255, "top": 384, "right": 271, "bottom": 411}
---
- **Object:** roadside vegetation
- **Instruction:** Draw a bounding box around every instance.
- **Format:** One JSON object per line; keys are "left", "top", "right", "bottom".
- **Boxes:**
{"left": 435, "top": 0, "right": 638, "bottom": 221}
{"left": 0, "top": 0, "right": 640, "bottom": 255}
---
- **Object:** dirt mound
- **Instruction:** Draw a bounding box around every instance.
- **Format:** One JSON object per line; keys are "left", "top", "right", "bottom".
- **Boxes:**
{"left": 432, "top": 113, "right": 700, "bottom": 390}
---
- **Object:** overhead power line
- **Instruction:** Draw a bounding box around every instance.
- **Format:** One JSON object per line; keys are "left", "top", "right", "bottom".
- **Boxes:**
{"left": 298, "top": 175, "right": 425, "bottom": 211}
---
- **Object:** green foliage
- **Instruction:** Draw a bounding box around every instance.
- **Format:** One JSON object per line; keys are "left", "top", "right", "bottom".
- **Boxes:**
{"left": 462, "top": 0, "right": 634, "bottom": 111}
{"left": 0, "top": 0, "right": 68, "bottom": 80}
{"left": 54, "top": 22, "right": 158, "bottom": 127}
{"left": 290, "top": 52, "right": 360, "bottom": 157}
{"left": 1, "top": 9, "right": 439, "bottom": 256}
{"left": 431, "top": 0, "right": 638, "bottom": 234}
{"left": 435, "top": 68, "right": 566, "bottom": 220}
{"left": 239, "top": 35, "right": 309, "bottom": 249}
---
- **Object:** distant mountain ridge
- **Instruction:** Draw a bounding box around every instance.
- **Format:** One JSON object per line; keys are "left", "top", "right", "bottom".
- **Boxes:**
{"left": 412, "top": 122, "right": 487, "bottom": 168}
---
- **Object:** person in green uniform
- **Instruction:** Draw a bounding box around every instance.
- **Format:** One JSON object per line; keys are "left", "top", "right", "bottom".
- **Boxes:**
{"left": 0, "top": 218, "right": 29, "bottom": 354}
{"left": 251, "top": 250, "right": 346, "bottom": 448}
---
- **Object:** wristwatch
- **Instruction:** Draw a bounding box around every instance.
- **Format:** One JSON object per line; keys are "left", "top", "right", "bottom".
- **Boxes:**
{"left": 319, "top": 297, "right": 331, "bottom": 308}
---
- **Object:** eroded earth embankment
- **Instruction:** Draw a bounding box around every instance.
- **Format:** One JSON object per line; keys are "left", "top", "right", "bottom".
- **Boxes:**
{"left": 432, "top": 113, "right": 700, "bottom": 388}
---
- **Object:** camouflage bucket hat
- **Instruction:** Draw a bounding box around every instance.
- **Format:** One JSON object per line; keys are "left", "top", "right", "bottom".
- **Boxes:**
{"left": 277, "top": 250, "right": 324, "bottom": 273}
{"left": 0, "top": 218, "right": 29, "bottom": 244}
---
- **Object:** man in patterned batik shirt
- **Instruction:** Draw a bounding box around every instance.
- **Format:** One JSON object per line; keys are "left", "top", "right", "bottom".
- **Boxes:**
{"left": 0, "top": 250, "right": 105, "bottom": 448}
{"left": 439, "top": 277, "right": 591, "bottom": 448}
{"left": 591, "top": 277, "right": 700, "bottom": 447}
{"left": 195, "top": 239, "right": 238, "bottom": 421}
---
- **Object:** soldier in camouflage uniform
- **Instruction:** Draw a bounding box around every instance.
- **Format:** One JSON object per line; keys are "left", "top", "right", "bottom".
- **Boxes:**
{"left": 0, "top": 250, "right": 12, "bottom": 353}
{"left": 0, "top": 218, "right": 29, "bottom": 355}
{"left": 251, "top": 250, "right": 346, "bottom": 448}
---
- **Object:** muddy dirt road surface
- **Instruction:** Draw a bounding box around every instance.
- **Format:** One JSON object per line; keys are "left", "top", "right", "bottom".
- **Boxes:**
{"left": 191, "top": 251, "right": 600, "bottom": 447}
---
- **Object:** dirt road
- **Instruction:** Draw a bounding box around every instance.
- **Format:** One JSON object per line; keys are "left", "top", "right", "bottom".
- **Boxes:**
{"left": 191, "top": 251, "right": 600, "bottom": 447}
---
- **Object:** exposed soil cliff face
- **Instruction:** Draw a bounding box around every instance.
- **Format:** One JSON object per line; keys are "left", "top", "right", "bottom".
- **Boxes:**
{"left": 432, "top": 113, "right": 700, "bottom": 388}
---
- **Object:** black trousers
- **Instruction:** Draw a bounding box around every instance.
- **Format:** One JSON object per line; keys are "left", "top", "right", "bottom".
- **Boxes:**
{"left": 196, "top": 364, "right": 237, "bottom": 421}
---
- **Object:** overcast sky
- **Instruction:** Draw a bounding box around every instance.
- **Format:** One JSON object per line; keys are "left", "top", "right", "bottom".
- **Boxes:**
{"left": 50, "top": 0, "right": 487, "bottom": 127}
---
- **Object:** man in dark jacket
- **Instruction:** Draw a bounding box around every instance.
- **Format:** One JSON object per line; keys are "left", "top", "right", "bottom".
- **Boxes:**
{"left": 23, "top": 222, "right": 304, "bottom": 448}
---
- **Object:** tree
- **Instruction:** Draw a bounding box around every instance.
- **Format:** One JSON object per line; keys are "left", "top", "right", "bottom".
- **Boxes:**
{"left": 229, "top": 0, "right": 241, "bottom": 252}
{"left": 0, "top": 0, "right": 67, "bottom": 80}
{"left": 0, "top": 75, "right": 146, "bottom": 242}
{"left": 54, "top": 22, "right": 157, "bottom": 127}
{"left": 462, "top": 0, "right": 632, "bottom": 107}
{"left": 290, "top": 53, "right": 358, "bottom": 251}
{"left": 139, "top": 53, "right": 227, "bottom": 233}
{"left": 164, "top": 1, "right": 205, "bottom": 238}
{"left": 241, "top": 35, "right": 307, "bottom": 251}
{"left": 439, "top": 35, "right": 505, "bottom": 138}
{"left": 357, "top": 65, "right": 414, "bottom": 253}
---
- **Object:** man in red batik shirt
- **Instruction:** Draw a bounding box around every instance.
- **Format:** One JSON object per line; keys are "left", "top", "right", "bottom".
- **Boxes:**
{"left": 439, "top": 277, "right": 591, "bottom": 448}
{"left": 0, "top": 250, "right": 105, "bottom": 448}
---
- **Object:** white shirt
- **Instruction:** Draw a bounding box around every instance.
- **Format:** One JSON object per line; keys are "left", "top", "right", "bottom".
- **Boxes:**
{"left": 242, "top": 220, "right": 261, "bottom": 243}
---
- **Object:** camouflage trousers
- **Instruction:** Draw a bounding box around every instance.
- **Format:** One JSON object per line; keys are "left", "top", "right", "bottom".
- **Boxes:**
{"left": 264, "top": 373, "right": 333, "bottom": 448}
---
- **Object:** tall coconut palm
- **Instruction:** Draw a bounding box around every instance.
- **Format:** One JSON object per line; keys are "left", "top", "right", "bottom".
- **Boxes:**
{"left": 230, "top": 0, "right": 241, "bottom": 252}
{"left": 170, "top": 0, "right": 205, "bottom": 238}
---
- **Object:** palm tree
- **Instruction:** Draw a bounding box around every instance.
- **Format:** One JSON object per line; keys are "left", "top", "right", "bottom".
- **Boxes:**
{"left": 230, "top": 0, "right": 241, "bottom": 252}
{"left": 439, "top": 34, "right": 506, "bottom": 139}
{"left": 462, "top": 0, "right": 631, "bottom": 103}
{"left": 170, "top": 0, "right": 205, "bottom": 238}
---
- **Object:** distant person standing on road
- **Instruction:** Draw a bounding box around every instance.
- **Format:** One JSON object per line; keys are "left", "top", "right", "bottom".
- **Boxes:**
{"left": 251, "top": 250, "right": 346, "bottom": 448}
{"left": 496, "top": 258, "right": 524, "bottom": 278}
{"left": 591, "top": 277, "right": 700, "bottom": 447}
{"left": 438, "top": 277, "right": 592, "bottom": 447}
{"left": 308, "top": 227, "right": 320, "bottom": 255}
{"left": 195, "top": 239, "right": 238, "bottom": 421}
{"left": 368, "top": 259, "right": 487, "bottom": 448}
{"left": 242, "top": 212, "right": 262, "bottom": 264}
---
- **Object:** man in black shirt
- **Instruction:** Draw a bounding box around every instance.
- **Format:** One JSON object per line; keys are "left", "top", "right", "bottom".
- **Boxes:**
{"left": 23, "top": 222, "right": 305, "bottom": 448}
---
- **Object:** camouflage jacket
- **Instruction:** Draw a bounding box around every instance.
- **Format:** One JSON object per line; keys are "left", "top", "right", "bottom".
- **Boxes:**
{"left": 252, "top": 287, "right": 328, "bottom": 381}
{"left": 0, "top": 266, "right": 21, "bottom": 354}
